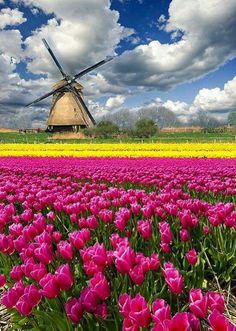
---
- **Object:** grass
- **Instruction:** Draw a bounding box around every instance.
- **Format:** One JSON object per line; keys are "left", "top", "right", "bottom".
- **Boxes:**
{"left": 0, "top": 131, "right": 235, "bottom": 144}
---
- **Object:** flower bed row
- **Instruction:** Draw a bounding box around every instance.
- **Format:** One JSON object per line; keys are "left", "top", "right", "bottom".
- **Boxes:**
{"left": 0, "top": 142, "right": 235, "bottom": 157}
{"left": 0, "top": 157, "right": 235, "bottom": 330}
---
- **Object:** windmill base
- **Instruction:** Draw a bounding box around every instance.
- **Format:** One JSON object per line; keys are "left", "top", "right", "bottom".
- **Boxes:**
{"left": 46, "top": 125, "right": 87, "bottom": 133}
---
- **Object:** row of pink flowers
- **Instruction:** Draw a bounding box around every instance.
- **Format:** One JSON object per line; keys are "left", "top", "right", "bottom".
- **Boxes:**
{"left": 0, "top": 157, "right": 235, "bottom": 330}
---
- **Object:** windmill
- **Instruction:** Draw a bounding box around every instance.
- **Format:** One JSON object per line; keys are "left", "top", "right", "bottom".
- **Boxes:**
{"left": 26, "top": 39, "right": 114, "bottom": 132}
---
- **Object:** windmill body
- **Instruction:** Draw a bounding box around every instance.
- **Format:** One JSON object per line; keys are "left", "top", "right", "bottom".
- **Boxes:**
{"left": 26, "top": 39, "right": 113, "bottom": 132}
{"left": 47, "top": 80, "right": 94, "bottom": 132}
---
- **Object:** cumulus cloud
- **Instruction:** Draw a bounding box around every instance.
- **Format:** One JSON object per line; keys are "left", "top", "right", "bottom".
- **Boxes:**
{"left": 108, "top": 0, "right": 236, "bottom": 90}
{"left": 163, "top": 100, "right": 194, "bottom": 122}
{"left": 191, "top": 76, "right": 236, "bottom": 121}
{"left": 0, "top": 8, "right": 26, "bottom": 29}
{"left": 87, "top": 94, "right": 126, "bottom": 119}
{"left": 105, "top": 95, "right": 126, "bottom": 110}
{"left": 13, "top": 0, "right": 134, "bottom": 79}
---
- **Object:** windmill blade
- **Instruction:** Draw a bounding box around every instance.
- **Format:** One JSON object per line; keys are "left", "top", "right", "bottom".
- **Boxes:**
{"left": 74, "top": 56, "right": 114, "bottom": 79}
{"left": 25, "top": 89, "right": 56, "bottom": 107}
{"left": 70, "top": 85, "right": 96, "bottom": 125}
{"left": 42, "top": 38, "right": 67, "bottom": 78}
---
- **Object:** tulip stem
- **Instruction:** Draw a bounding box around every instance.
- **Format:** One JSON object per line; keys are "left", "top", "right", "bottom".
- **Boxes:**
{"left": 56, "top": 215, "right": 69, "bottom": 233}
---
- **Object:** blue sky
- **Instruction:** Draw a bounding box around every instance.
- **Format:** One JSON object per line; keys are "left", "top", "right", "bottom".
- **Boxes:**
{"left": 0, "top": 0, "right": 236, "bottom": 127}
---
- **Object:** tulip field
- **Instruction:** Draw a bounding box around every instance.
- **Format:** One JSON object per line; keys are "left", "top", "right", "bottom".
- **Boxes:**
{"left": 0, "top": 156, "right": 235, "bottom": 330}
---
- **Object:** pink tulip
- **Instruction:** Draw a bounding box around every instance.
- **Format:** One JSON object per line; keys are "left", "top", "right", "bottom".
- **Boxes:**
{"left": 95, "top": 303, "right": 108, "bottom": 319}
{"left": 10, "top": 265, "right": 24, "bottom": 281}
{"left": 163, "top": 264, "right": 184, "bottom": 295}
{"left": 55, "top": 264, "right": 74, "bottom": 291}
{"left": 129, "top": 294, "right": 151, "bottom": 328}
{"left": 47, "top": 211, "right": 55, "bottom": 222}
{"left": 207, "top": 292, "right": 225, "bottom": 313}
{"left": 137, "top": 220, "right": 152, "bottom": 240}
{"left": 129, "top": 265, "right": 145, "bottom": 285}
{"left": 160, "top": 242, "right": 171, "bottom": 253}
{"left": 114, "top": 245, "right": 136, "bottom": 274}
{"left": 149, "top": 253, "right": 160, "bottom": 271}
{"left": 57, "top": 240, "right": 74, "bottom": 260}
{"left": 169, "top": 312, "right": 200, "bottom": 331}
{"left": 208, "top": 309, "right": 236, "bottom": 331}
{"left": 39, "top": 273, "right": 59, "bottom": 299}
{"left": 65, "top": 297, "right": 84, "bottom": 324}
{"left": 1, "top": 281, "right": 25, "bottom": 308}
{"left": 119, "top": 293, "right": 131, "bottom": 318}
{"left": 189, "top": 289, "right": 208, "bottom": 319}
{"left": 30, "top": 263, "right": 47, "bottom": 282}
{"left": 92, "top": 243, "right": 107, "bottom": 267}
{"left": 0, "top": 274, "right": 6, "bottom": 287}
{"left": 98, "top": 209, "right": 113, "bottom": 223}
{"left": 203, "top": 225, "right": 210, "bottom": 235}
{"left": 122, "top": 318, "right": 139, "bottom": 331}
{"left": 69, "top": 229, "right": 90, "bottom": 249}
{"left": 34, "top": 243, "right": 53, "bottom": 264}
{"left": 52, "top": 231, "right": 62, "bottom": 242}
{"left": 152, "top": 299, "right": 171, "bottom": 324}
{"left": 80, "top": 287, "right": 98, "bottom": 312}
{"left": 179, "top": 229, "right": 189, "bottom": 242}
{"left": 159, "top": 222, "right": 172, "bottom": 244}
{"left": 90, "top": 272, "right": 110, "bottom": 301}
{"left": 186, "top": 249, "right": 198, "bottom": 266}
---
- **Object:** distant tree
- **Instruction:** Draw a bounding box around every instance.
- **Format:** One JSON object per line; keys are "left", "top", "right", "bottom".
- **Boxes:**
{"left": 94, "top": 120, "right": 119, "bottom": 138}
{"left": 102, "top": 109, "right": 137, "bottom": 129}
{"left": 156, "top": 107, "right": 181, "bottom": 127}
{"left": 134, "top": 118, "right": 158, "bottom": 138}
{"left": 189, "top": 111, "right": 223, "bottom": 128}
{"left": 228, "top": 111, "right": 236, "bottom": 127}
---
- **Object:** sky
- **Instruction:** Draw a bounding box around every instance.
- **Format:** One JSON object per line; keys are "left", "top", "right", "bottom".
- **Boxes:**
{"left": 0, "top": 0, "right": 236, "bottom": 128}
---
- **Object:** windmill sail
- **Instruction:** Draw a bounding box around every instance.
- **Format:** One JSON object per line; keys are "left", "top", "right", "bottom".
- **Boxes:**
{"left": 26, "top": 38, "right": 114, "bottom": 132}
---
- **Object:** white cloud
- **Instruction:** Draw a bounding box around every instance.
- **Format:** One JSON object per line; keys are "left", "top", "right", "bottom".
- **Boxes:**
{"left": 190, "top": 76, "right": 236, "bottom": 121}
{"left": 105, "top": 95, "right": 126, "bottom": 110}
{"left": 0, "top": 8, "right": 26, "bottom": 29}
{"left": 15, "top": 0, "right": 134, "bottom": 79}
{"left": 163, "top": 100, "right": 193, "bottom": 122}
{"left": 108, "top": 0, "right": 236, "bottom": 90}
{"left": 31, "top": 8, "right": 40, "bottom": 15}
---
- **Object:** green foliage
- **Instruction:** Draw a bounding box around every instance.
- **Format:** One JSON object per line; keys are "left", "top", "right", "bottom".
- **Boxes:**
{"left": 228, "top": 111, "right": 236, "bottom": 127}
{"left": 134, "top": 118, "right": 158, "bottom": 138}
{"left": 94, "top": 120, "right": 119, "bottom": 138}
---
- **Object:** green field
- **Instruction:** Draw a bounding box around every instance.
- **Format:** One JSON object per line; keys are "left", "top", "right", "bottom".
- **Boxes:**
{"left": 0, "top": 131, "right": 235, "bottom": 144}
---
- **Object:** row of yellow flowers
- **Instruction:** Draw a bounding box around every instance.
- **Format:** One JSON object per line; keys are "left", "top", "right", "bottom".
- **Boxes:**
{"left": 0, "top": 143, "right": 235, "bottom": 158}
